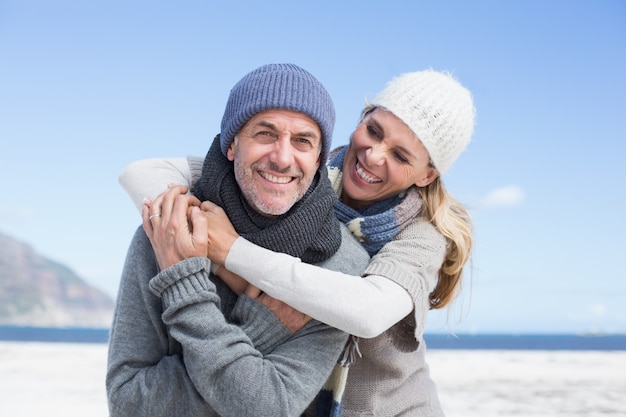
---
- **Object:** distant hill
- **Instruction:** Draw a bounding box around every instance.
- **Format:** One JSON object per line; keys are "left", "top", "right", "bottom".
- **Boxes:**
{"left": 0, "top": 232, "right": 114, "bottom": 328}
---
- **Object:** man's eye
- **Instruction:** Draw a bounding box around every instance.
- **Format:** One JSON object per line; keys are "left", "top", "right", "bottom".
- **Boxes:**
{"left": 255, "top": 131, "right": 276, "bottom": 142}
{"left": 294, "top": 138, "right": 314, "bottom": 150}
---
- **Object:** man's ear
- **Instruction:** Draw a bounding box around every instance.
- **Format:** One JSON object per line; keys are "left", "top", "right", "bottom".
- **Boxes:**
{"left": 227, "top": 141, "right": 236, "bottom": 161}
{"left": 415, "top": 167, "right": 439, "bottom": 187}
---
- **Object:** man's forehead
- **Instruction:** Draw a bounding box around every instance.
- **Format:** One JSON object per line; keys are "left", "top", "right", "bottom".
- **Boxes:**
{"left": 245, "top": 110, "right": 321, "bottom": 135}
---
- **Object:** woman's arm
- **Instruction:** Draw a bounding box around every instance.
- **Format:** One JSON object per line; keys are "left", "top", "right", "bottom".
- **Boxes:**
{"left": 225, "top": 234, "right": 414, "bottom": 339}
{"left": 195, "top": 201, "right": 413, "bottom": 338}
{"left": 119, "top": 158, "right": 417, "bottom": 338}
{"left": 119, "top": 157, "right": 194, "bottom": 212}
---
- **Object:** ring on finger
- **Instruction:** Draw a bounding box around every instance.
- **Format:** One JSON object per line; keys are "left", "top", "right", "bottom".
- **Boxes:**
{"left": 149, "top": 213, "right": 161, "bottom": 220}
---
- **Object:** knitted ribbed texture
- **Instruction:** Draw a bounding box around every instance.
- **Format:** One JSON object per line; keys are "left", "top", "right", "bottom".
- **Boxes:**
{"left": 370, "top": 69, "right": 475, "bottom": 174}
{"left": 220, "top": 63, "right": 335, "bottom": 163}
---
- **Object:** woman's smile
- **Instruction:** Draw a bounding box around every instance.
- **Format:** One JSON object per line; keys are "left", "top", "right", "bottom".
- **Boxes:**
{"left": 355, "top": 160, "right": 382, "bottom": 184}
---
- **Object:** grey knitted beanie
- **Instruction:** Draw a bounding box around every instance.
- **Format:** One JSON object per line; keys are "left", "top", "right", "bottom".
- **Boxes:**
{"left": 220, "top": 63, "right": 335, "bottom": 163}
{"left": 370, "top": 69, "right": 475, "bottom": 174}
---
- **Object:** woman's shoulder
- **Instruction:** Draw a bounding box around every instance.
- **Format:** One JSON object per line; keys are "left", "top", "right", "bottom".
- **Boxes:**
{"left": 397, "top": 214, "right": 447, "bottom": 249}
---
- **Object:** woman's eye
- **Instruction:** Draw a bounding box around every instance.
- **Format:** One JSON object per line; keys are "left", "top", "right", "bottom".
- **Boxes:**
{"left": 394, "top": 152, "right": 408, "bottom": 163}
{"left": 366, "top": 125, "right": 380, "bottom": 139}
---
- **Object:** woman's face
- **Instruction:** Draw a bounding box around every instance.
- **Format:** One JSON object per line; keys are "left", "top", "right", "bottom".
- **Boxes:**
{"left": 341, "top": 108, "right": 438, "bottom": 210}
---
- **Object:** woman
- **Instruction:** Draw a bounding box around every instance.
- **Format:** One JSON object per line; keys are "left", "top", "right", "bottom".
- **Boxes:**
{"left": 121, "top": 69, "right": 476, "bottom": 416}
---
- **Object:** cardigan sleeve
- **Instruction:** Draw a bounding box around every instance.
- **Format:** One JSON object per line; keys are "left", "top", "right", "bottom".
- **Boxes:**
{"left": 364, "top": 217, "right": 447, "bottom": 350}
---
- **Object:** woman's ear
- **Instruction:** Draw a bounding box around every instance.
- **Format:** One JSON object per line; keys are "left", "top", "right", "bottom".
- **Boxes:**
{"left": 415, "top": 167, "right": 439, "bottom": 187}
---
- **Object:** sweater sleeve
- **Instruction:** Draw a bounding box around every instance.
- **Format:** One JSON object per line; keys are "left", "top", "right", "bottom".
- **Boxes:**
{"left": 364, "top": 217, "right": 447, "bottom": 350}
{"left": 225, "top": 223, "right": 413, "bottom": 338}
{"left": 107, "top": 227, "right": 349, "bottom": 417}
{"left": 150, "top": 257, "right": 348, "bottom": 417}
{"left": 107, "top": 227, "right": 213, "bottom": 417}
{"left": 118, "top": 157, "right": 193, "bottom": 213}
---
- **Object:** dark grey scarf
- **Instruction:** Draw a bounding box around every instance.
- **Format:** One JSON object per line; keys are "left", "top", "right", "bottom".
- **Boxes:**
{"left": 192, "top": 135, "right": 341, "bottom": 264}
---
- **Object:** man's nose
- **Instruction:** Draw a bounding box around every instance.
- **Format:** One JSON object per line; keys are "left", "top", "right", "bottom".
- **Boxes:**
{"left": 269, "top": 136, "right": 295, "bottom": 168}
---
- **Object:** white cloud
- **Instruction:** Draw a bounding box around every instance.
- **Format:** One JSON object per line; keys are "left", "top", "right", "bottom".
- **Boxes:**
{"left": 480, "top": 186, "right": 525, "bottom": 209}
{"left": 589, "top": 304, "right": 607, "bottom": 318}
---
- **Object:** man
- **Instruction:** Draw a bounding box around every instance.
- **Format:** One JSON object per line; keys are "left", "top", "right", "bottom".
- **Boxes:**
{"left": 106, "top": 64, "right": 369, "bottom": 417}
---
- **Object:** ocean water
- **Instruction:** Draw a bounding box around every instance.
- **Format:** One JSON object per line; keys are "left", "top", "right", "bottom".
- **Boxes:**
{"left": 0, "top": 325, "right": 109, "bottom": 344}
{"left": 424, "top": 332, "right": 626, "bottom": 351}
{"left": 1, "top": 325, "right": 625, "bottom": 350}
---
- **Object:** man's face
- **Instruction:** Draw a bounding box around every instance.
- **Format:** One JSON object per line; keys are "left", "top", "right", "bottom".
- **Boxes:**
{"left": 227, "top": 109, "right": 322, "bottom": 216}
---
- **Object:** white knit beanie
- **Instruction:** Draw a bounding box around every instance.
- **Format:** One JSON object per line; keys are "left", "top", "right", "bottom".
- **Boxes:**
{"left": 370, "top": 69, "right": 475, "bottom": 174}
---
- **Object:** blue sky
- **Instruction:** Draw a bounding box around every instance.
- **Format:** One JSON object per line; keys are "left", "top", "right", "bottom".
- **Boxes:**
{"left": 1, "top": 0, "right": 624, "bottom": 334}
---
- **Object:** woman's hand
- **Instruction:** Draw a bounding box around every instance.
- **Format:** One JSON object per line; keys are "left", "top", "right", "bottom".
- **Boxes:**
{"left": 142, "top": 184, "right": 205, "bottom": 270}
{"left": 199, "top": 200, "right": 239, "bottom": 265}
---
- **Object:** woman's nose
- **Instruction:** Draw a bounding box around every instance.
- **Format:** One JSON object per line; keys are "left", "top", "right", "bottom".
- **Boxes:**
{"left": 366, "top": 143, "right": 386, "bottom": 166}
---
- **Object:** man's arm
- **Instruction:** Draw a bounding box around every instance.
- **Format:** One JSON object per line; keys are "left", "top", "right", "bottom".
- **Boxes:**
{"left": 152, "top": 259, "right": 349, "bottom": 416}
{"left": 106, "top": 227, "right": 213, "bottom": 417}
{"left": 107, "top": 227, "right": 353, "bottom": 417}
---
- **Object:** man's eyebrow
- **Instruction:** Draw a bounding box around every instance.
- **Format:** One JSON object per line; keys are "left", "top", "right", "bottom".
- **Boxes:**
{"left": 297, "top": 130, "right": 320, "bottom": 139}
{"left": 255, "top": 120, "right": 278, "bottom": 130}
{"left": 255, "top": 120, "right": 320, "bottom": 139}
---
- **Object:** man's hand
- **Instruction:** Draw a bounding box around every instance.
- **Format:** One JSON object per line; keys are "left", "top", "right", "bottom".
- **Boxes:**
{"left": 245, "top": 285, "right": 312, "bottom": 333}
{"left": 213, "top": 265, "right": 249, "bottom": 295}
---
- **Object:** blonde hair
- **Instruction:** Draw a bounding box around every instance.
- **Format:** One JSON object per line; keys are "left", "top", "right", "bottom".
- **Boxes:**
{"left": 417, "top": 178, "right": 473, "bottom": 309}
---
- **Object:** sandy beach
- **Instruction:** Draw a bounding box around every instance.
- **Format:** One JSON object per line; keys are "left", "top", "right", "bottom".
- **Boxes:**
{"left": 429, "top": 349, "right": 626, "bottom": 417}
{"left": 0, "top": 341, "right": 624, "bottom": 416}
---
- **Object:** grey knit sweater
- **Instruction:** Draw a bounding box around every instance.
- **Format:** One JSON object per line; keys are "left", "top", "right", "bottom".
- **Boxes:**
{"left": 106, "top": 224, "right": 369, "bottom": 417}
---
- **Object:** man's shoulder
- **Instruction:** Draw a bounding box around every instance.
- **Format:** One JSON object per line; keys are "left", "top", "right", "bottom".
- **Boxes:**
{"left": 315, "top": 223, "right": 369, "bottom": 275}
